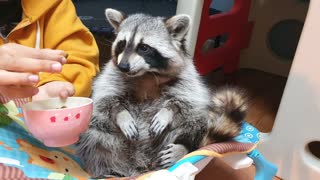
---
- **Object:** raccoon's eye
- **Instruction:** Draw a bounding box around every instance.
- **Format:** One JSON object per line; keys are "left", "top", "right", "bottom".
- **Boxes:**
{"left": 138, "top": 44, "right": 151, "bottom": 53}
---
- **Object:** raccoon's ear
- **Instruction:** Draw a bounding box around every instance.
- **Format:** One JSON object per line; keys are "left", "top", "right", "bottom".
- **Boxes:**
{"left": 165, "top": 14, "right": 191, "bottom": 40}
{"left": 105, "top": 8, "right": 126, "bottom": 31}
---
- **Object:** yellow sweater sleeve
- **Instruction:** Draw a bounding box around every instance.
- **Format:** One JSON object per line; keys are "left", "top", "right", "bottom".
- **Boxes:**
{"left": 37, "top": 0, "right": 99, "bottom": 97}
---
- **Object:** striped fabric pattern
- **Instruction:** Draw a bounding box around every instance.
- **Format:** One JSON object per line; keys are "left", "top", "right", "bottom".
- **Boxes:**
{"left": 0, "top": 164, "right": 46, "bottom": 180}
{"left": 172, "top": 141, "right": 257, "bottom": 169}
{"left": 0, "top": 94, "right": 29, "bottom": 107}
{"left": 177, "top": 141, "right": 256, "bottom": 165}
{"left": 200, "top": 141, "right": 256, "bottom": 154}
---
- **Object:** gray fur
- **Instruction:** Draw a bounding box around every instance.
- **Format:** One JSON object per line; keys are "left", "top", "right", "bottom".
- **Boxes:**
{"left": 76, "top": 9, "right": 247, "bottom": 178}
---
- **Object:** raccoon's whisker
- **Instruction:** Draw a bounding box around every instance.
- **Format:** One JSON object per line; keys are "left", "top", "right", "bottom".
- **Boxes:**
{"left": 151, "top": 72, "right": 160, "bottom": 86}
{"left": 144, "top": 92, "right": 148, "bottom": 100}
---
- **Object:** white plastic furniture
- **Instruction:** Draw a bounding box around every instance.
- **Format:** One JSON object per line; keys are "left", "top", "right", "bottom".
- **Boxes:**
{"left": 258, "top": 0, "right": 320, "bottom": 179}
{"left": 176, "top": 0, "right": 203, "bottom": 57}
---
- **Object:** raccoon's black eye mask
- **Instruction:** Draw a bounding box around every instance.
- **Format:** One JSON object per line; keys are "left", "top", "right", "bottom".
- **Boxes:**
{"left": 136, "top": 42, "right": 169, "bottom": 69}
{"left": 115, "top": 40, "right": 126, "bottom": 56}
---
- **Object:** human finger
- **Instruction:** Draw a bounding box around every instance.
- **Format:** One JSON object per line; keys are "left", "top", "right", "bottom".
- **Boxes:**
{"left": 31, "top": 48, "right": 68, "bottom": 64}
{"left": 59, "top": 83, "right": 75, "bottom": 99}
{"left": 2, "top": 43, "right": 67, "bottom": 64}
{"left": 2, "top": 57, "right": 62, "bottom": 73}
{"left": 0, "top": 70, "right": 39, "bottom": 86}
{"left": 59, "top": 90, "right": 69, "bottom": 99}
{"left": 0, "top": 86, "right": 39, "bottom": 99}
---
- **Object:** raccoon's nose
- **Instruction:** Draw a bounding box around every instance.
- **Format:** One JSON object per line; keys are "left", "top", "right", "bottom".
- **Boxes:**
{"left": 118, "top": 63, "right": 130, "bottom": 72}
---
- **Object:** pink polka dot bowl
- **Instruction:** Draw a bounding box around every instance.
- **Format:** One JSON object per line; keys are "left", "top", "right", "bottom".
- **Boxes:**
{"left": 22, "top": 97, "right": 93, "bottom": 147}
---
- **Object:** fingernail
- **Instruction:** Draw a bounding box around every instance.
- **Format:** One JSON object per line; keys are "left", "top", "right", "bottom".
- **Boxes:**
{"left": 51, "top": 63, "right": 62, "bottom": 72}
{"left": 28, "top": 75, "right": 39, "bottom": 83}
{"left": 61, "top": 57, "right": 67, "bottom": 64}
{"left": 59, "top": 51, "right": 68, "bottom": 58}
{"left": 33, "top": 88, "right": 39, "bottom": 94}
{"left": 60, "top": 90, "right": 69, "bottom": 99}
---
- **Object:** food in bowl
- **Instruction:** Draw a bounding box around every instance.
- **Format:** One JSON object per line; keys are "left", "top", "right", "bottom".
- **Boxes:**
{"left": 22, "top": 97, "right": 93, "bottom": 147}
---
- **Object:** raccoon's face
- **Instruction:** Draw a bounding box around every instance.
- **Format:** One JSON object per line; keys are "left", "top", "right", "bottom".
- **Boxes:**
{"left": 105, "top": 8, "right": 191, "bottom": 77}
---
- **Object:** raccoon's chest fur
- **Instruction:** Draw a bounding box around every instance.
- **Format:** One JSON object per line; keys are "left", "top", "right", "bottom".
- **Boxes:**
{"left": 123, "top": 99, "right": 168, "bottom": 168}
{"left": 126, "top": 73, "right": 172, "bottom": 102}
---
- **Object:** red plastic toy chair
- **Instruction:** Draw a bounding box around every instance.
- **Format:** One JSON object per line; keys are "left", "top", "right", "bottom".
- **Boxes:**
{"left": 194, "top": 0, "right": 254, "bottom": 75}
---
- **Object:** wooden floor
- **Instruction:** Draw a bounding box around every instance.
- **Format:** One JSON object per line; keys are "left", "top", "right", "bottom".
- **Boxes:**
{"left": 195, "top": 68, "right": 287, "bottom": 180}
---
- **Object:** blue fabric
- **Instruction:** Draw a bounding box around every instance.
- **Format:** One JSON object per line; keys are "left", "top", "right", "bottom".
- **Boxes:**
{"left": 233, "top": 122, "right": 261, "bottom": 143}
{"left": 0, "top": 109, "right": 86, "bottom": 180}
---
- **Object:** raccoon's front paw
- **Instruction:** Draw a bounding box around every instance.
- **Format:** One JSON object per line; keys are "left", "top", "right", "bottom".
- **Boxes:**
{"left": 116, "top": 110, "right": 139, "bottom": 141}
{"left": 149, "top": 108, "right": 173, "bottom": 137}
{"left": 157, "top": 144, "right": 188, "bottom": 168}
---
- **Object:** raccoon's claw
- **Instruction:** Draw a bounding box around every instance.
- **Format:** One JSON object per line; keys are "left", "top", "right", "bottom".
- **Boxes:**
{"left": 157, "top": 144, "right": 188, "bottom": 169}
{"left": 116, "top": 110, "right": 139, "bottom": 141}
{"left": 149, "top": 108, "right": 173, "bottom": 137}
{"left": 149, "top": 121, "right": 165, "bottom": 137}
{"left": 123, "top": 123, "right": 139, "bottom": 141}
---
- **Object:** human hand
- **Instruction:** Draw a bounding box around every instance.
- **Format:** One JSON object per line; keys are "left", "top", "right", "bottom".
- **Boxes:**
{"left": 32, "top": 81, "right": 75, "bottom": 101}
{"left": 0, "top": 43, "right": 67, "bottom": 98}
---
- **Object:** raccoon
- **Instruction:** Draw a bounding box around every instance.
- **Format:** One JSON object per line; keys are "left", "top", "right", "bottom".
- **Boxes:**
{"left": 76, "top": 8, "right": 247, "bottom": 178}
